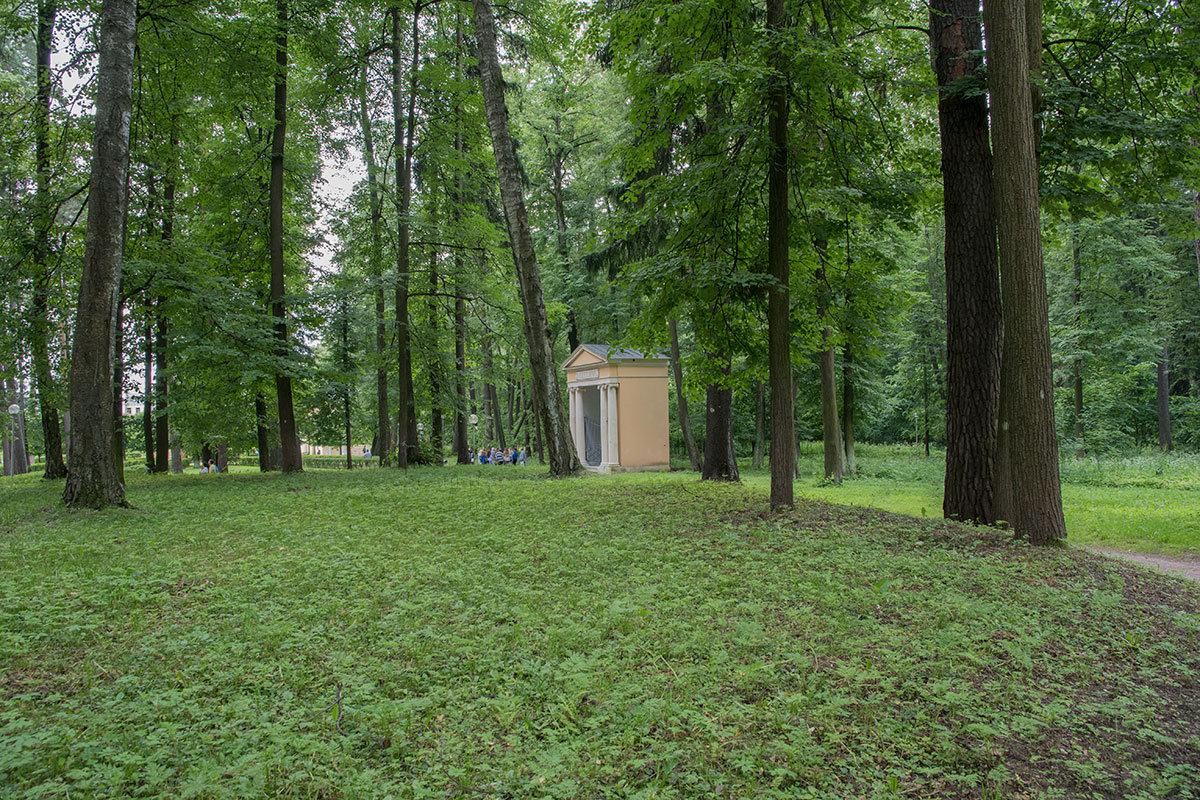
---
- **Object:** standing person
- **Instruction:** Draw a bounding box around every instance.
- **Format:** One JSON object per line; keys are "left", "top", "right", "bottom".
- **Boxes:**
{"left": 519, "top": 447, "right": 527, "bottom": 466}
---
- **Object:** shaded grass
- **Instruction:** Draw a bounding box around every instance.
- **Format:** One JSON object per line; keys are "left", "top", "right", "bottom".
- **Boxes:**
{"left": 2, "top": 467, "right": 1199, "bottom": 799}
{"left": 735, "top": 444, "right": 1200, "bottom": 556}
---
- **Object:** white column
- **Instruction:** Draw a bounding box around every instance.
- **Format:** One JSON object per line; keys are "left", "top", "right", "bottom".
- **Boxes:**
{"left": 599, "top": 384, "right": 610, "bottom": 467}
{"left": 569, "top": 388, "right": 582, "bottom": 461}
{"left": 607, "top": 384, "right": 619, "bottom": 468}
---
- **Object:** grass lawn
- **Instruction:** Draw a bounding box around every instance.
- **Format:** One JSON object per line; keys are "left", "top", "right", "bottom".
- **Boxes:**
{"left": 2, "top": 466, "right": 1199, "bottom": 798}
{"left": 737, "top": 444, "right": 1200, "bottom": 556}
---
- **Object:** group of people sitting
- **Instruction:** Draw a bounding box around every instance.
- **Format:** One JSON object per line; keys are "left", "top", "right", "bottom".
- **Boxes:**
{"left": 477, "top": 446, "right": 527, "bottom": 465}
{"left": 198, "top": 459, "right": 220, "bottom": 473}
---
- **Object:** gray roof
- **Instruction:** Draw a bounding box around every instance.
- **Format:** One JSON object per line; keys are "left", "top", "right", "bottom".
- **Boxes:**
{"left": 579, "top": 344, "right": 667, "bottom": 361}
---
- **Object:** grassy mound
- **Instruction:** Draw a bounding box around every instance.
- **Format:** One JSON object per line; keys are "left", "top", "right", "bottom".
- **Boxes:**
{"left": 2, "top": 468, "right": 1198, "bottom": 798}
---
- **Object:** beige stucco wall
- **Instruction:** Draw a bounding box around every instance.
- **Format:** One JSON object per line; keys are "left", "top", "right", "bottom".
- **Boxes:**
{"left": 614, "top": 365, "right": 669, "bottom": 469}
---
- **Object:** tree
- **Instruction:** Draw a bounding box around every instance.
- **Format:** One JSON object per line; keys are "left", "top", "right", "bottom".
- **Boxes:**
{"left": 269, "top": 0, "right": 302, "bottom": 473}
{"left": 470, "top": 0, "right": 579, "bottom": 476}
{"left": 931, "top": 0, "right": 1002, "bottom": 524}
{"left": 30, "top": 0, "right": 67, "bottom": 480}
{"left": 983, "top": 0, "right": 1065, "bottom": 544}
{"left": 62, "top": 0, "right": 138, "bottom": 508}
{"left": 766, "top": 0, "right": 794, "bottom": 509}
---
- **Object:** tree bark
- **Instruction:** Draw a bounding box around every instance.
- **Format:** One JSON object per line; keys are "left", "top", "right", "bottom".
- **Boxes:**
{"left": 111, "top": 279, "right": 125, "bottom": 482}
{"left": 814, "top": 257, "right": 843, "bottom": 483}
{"left": 428, "top": 247, "right": 444, "bottom": 460}
{"left": 393, "top": 5, "right": 421, "bottom": 468}
{"left": 701, "top": 343, "right": 738, "bottom": 482}
{"left": 269, "top": 0, "right": 301, "bottom": 473}
{"left": 767, "top": 0, "right": 794, "bottom": 507}
{"left": 668, "top": 318, "right": 701, "bottom": 471}
{"left": 471, "top": 0, "right": 579, "bottom": 475}
{"left": 255, "top": 391, "right": 273, "bottom": 471}
{"left": 984, "top": 0, "right": 1065, "bottom": 544}
{"left": 452, "top": 12, "right": 471, "bottom": 466}
{"left": 1157, "top": 343, "right": 1172, "bottom": 452}
{"left": 32, "top": 0, "right": 66, "bottom": 480}
{"left": 62, "top": 0, "right": 136, "bottom": 507}
{"left": 1071, "top": 229, "right": 1085, "bottom": 458}
{"left": 358, "top": 51, "right": 391, "bottom": 467}
{"left": 932, "top": 0, "right": 1002, "bottom": 523}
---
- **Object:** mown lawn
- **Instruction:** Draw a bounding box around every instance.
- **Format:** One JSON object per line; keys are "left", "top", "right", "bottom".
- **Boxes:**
{"left": 737, "top": 444, "right": 1200, "bottom": 556}
{"left": 1, "top": 467, "right": 1199, "bottom": 799}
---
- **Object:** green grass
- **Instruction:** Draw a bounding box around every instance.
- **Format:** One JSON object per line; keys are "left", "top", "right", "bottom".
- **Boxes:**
{"left": 2, "top": 467, "right": 1199, "bottom": 799}
{"left": 735, "top": 444, "right": 1200, "bottom": 556}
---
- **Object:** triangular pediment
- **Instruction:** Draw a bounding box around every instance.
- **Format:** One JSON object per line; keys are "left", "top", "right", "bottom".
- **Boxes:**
{"left": 562, "top": 344, "right": 608, "bottom": 370}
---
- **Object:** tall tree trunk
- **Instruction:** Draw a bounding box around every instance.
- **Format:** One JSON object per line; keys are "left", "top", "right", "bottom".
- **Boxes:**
{"left": 392, "top": 5, "right": 421, "bottom": 468}
{"left": 452, "top": 13, "right": 470, "bottom": 466}
{"left": 428, "top": 247, "right": 444, "bottom": 460}
{"left": 932, "top": 0, "right": 1002, "bottom": 523}
{"left": 142, "top": 316, "right": 154, "bottom": 471}
{"left": 111, "top": 279, "right": 125, "bottom": 482}
{"left": 548, "top": 131, "right": 581, "bottom": 353}
{"left": 154, "top": 132, "right": 176, "bottom": 474}
{"left": 32, "top": 0, "right": 66, "bottom": 480}
{"left": 814, "top": 255, "right": 843, "bottom": 483}
{"left": 358, "top": 50, "right": 391, "bottom": 467}
{"left": 269, "top": 0, "right": 301, "bottom": 473}
{"left": 701, "top": 348, "right": 738, "bottom": 482}
{"left": 454, "top": 290, "right": 470, "bottom": 463}
{"left": 255, "top": 392, "right": 273, "bottom": 471}
{"left": 842, "top": 344, "right": 856, "bottom": 475}
{"left": 1157, "top": 343, "right": 1172, "bottom": 452}
{"left": 471, "top": 0, "right": 579, "bottom": 475}
{"left": 983, "top": 0, "right": 1065, "bottom": 544}
{"left": 170, "top": 431, "right": 181, "bottom": 473}
{"left": 668, "top": 318, "right": 701, "bottom": 471}
{"left": 62, "top": 0, "right": 136, "bottom": 507}
{"left": 766, "top": 0, "right": 794, "bottom": 508}
{"left": 1071, "top": 228, "right": 1085, "bottom": 458}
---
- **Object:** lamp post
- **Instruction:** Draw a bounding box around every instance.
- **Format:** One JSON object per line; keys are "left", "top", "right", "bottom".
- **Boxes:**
{"left": 469, "top": 413, "right": 478, "bottom": 457}
{"left": 6, "top": 403, "right": 18, "bottom": 478}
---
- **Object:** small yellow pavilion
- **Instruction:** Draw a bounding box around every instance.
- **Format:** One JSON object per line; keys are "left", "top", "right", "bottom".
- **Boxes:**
{"left": 561, "top": 344, "right": 670, "bottom": 473}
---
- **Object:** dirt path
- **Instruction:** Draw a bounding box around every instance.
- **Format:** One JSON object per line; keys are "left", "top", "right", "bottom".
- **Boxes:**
{"left": 1089, "top": 547, "right": 1200, "bottom": 583}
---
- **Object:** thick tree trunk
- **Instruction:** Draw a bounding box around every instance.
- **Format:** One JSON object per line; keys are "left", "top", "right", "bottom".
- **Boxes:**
{"left": 668, "top": 318, "right": 701, "bottom": 471}
{"left": 766, "top": 0, "right": 794, "bottom": 507}
{"left": 32, "top": 0, "right": 66, "bottom": 480}
{"left": 62, "top": 0, "right": 136, "bottom": 507}
{"left": 359, "top": 53, "right": 391, "bottom": 467}
{"left": 932, "top": 0, "right": 1002, "bottom": 523}
{"left": 255, "top": 392, "right": 273, "bottom": 471}
{"left": 471, "top": 0, "right": 579, "bottom": 475}
{"left": 269, "top": 0, "right": 301, "bottom": 473}
{"left": 984, "top": 0, "right": 1065, "bottom": 544}
{"left": 701, "top": 346, "right": 738, "bottom": 482}
{"left": 842, "top": 345, "right": 856, "bottom": 475}
{"left": 4, "top": 377, "right": 29, "bottom": 476}
{"left": 392, "top": 6, "right": 421, "bottom": 468}
{"left": 170, "top": 432, "right": 181, "bottom": 473}
{"left": 1157, "top": 343, "right": 1172, "bottom": 452}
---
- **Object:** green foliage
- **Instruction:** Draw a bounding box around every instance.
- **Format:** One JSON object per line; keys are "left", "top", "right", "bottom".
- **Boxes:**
{"left": 1, "top": 467, "right": 1198, "bottom": 797}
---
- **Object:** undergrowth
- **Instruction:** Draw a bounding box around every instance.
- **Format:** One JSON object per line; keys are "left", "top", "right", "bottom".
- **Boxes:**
{"left": 1, "top": 467, "right": 1198, "bottom": 798}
